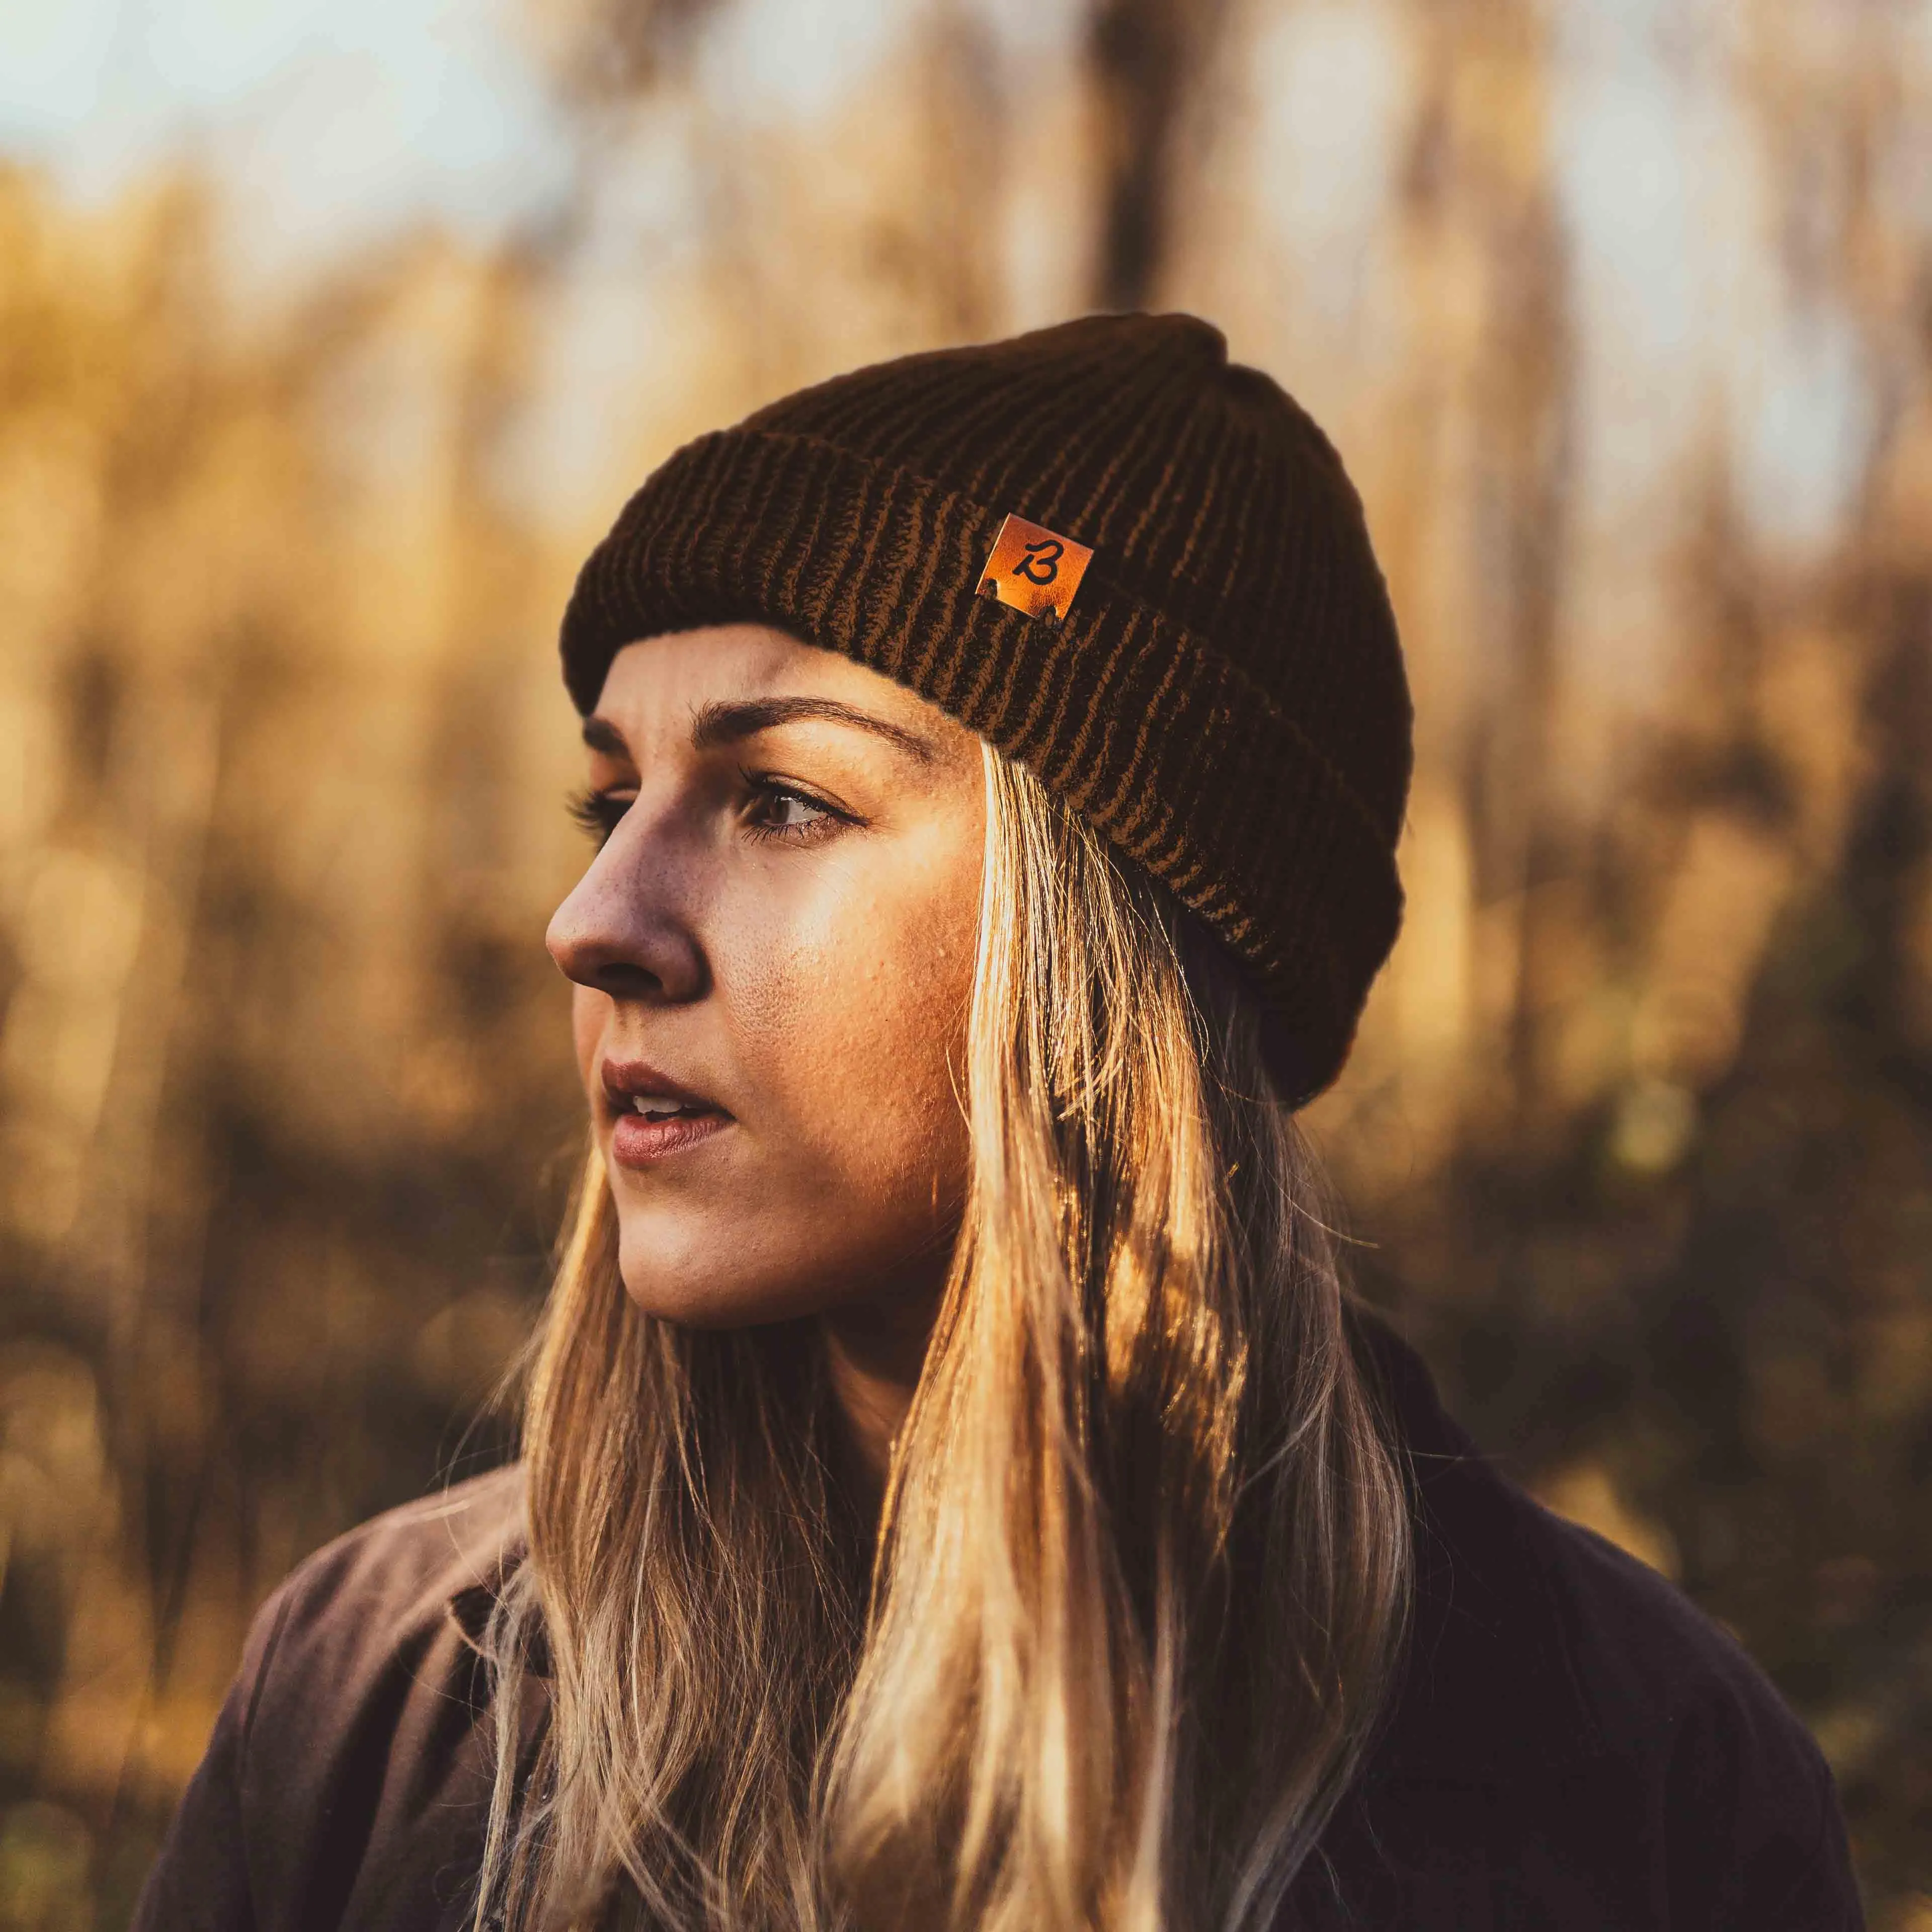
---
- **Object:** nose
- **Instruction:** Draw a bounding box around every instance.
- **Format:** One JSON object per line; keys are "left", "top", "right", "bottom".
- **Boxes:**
{"left": 545, "top": 805, "right": 708, "bottom": 1005}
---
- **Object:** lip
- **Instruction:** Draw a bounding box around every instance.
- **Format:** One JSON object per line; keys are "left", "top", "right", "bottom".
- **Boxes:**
{"left": 600, "top": 1057, "right": 733, "bottom": 1169}
{"left": 600, "top": 1058, "right": 722, "bottom": 1115}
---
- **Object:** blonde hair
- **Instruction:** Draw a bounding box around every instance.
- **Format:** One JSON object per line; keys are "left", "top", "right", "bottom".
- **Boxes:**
{"left": 477, "top": 745, "right": 1412, "bottom": 1931}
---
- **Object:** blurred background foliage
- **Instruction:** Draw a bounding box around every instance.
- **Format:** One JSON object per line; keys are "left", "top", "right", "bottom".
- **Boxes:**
{"left": 1, "top": 0, "right": 1929, "bottom": 1923}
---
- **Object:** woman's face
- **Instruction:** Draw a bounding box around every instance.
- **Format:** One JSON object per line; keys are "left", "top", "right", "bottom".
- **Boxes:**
{"left": 547, "top": 624, "right": 986, "bottom": 1328}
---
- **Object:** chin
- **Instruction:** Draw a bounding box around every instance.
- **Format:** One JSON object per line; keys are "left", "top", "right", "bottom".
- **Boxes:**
{"left": 613, "top": 1217, "right": 823, "bottom": 1329}
{"left": 618, "top": 1277, "right": 815, "bottom": 1331}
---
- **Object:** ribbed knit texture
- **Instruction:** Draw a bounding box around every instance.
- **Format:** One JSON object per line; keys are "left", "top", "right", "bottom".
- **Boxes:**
{"left": 560, "top": 312, "right": 1411, "bottom": 1103}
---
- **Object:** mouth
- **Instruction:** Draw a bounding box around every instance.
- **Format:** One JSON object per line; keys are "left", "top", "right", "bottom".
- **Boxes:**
{"left": 600, "top": 1059, "right": 733, "bottom": 1167}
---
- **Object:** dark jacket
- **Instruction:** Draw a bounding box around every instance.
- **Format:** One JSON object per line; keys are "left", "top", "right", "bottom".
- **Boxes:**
{"left": 132, "top": 1319, "right": 1862, "bottom": 1930}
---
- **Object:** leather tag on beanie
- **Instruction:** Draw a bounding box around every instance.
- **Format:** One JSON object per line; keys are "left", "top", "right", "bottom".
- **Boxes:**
{"left": 977, "top": 513, "right": 1094, "bottom": 624}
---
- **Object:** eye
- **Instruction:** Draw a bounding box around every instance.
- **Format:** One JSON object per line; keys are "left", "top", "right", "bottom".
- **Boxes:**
{"left": 742, "top": 777, "right": 851, "bottom": 844}
{"left": 567, "top": 787, "right": 631, "bottom": 847}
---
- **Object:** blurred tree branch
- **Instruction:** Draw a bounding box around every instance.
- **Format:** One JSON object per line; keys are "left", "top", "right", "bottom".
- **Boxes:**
{"left": 1085, "top": 0, "right": 1233, "bottom": 311}
{"left": 527, "top": 0, "right": 721, "bottom": 110}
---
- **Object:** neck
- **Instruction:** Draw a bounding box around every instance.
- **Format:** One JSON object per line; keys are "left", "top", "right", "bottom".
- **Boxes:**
{"left": 819, "top": 1279, "right": 943, "bottom": 1510}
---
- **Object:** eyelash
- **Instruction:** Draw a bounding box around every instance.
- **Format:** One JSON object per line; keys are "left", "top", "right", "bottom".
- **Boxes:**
{"left": 566, "top": 788, "right": 628, "bottom": 844}
{"left": 565, "top": 773, "right": 853, "bottom": 849}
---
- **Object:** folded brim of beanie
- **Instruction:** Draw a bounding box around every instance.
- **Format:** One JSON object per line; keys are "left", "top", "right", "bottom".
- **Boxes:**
{"left": 558, "top": 423, "right": 1402, "bottom": 1108}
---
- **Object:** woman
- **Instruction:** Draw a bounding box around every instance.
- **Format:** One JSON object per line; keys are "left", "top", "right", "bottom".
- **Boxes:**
{"left": 136, "top": 314, "right": 1860, "bottom": 1930}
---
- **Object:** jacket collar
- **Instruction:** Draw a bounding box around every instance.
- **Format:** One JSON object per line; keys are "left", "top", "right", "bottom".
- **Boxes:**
{"left": 1350, "top": 1308, "right": 1612, "bottom": 1781}
{"left": 447, "top": 1313, "right": 1608, "bottom": 1784}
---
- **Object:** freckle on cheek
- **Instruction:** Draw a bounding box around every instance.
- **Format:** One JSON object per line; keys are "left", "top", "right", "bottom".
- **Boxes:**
{"left": 727, "top": 932, "right": 838, "bottom": 1055}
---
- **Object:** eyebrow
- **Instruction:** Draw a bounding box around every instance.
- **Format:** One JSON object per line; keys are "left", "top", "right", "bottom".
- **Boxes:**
{"left": 581, "top": 695, "right": 937, "bottom": 765}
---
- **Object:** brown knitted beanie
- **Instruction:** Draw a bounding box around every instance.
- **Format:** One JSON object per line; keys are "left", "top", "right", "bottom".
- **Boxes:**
{"left": 560, "top": 312, "right": 1411, "bottom": 1104}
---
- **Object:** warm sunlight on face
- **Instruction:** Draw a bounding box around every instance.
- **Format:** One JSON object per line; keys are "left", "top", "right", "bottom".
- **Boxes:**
{"left": 546, "top": 623, "right": 986, "bottom": 1329}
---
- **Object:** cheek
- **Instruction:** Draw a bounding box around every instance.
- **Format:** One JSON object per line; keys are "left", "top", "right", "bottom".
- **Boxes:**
{"left": 613, "top": 841, "right": 980, "bottom": 1325}
{"left": 748, "top": 866, "right": 975, "bottom": 1143}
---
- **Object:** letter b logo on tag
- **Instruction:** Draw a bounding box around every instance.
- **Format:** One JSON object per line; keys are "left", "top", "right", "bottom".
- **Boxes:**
{"left": 978, "top": 514, "right": 1093, "bottom": 623}
{"left": 1014, "top": 538, "right": 1064, "bottom": 585}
